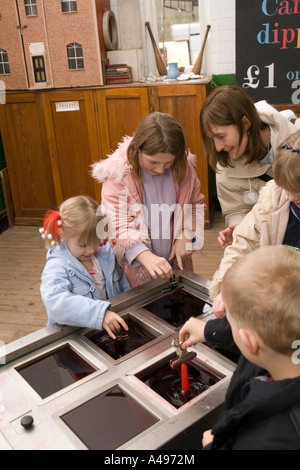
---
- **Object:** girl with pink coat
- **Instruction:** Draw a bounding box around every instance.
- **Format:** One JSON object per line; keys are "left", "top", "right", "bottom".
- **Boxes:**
{"left": 92, "top": 112, "right": 205, "bottom": 287}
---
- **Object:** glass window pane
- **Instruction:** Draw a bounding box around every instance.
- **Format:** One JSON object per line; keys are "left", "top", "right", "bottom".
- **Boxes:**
{"left": 67, "top": 47, "right": 75, "bottom": 58}
{"left": 77, "top": 58, "right": 84, "bottom": 69}
{"left": 70, "top": 1, "right": 77, "bottom": 12}
{"left": 68, "top": 59, "right": 76, "bottom": 70}
{"left": 61, "top": 2, "right": 68, "bottom": 13}
{"left": 24, "top": 0, "right": 37, "bottom": 16}
{"left": 75, "top": 46, "right": 83, "bottom": 57}
{"left": 0, "top": 49, "right": 9, "bottom": 75}
{"left": 61, "top": 0, "right": 77, "bottom": 13}
{"left": 67, "top": 43, "right": 83, "bottom": 70}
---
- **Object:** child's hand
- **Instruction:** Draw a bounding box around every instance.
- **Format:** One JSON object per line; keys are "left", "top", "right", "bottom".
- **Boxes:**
{"left": 179, "top": 317, "right": 206, "bottom": 349}
{"left": 102, "top": 310, "right": 129, "bottom": 339}
{"left": 212, "top": 293, "right": 226, "bottom": 318}
{"left": 202, "top": 429, "right": 213, "bottom": 447}
{"left": 136, "top": 250, "right": 174, "bottom": 280}
{"left": 217, "top": 225, "right": 236, "bottom": 249}
{"left": 169, "top": 237, "right": 192, "bottom": 270}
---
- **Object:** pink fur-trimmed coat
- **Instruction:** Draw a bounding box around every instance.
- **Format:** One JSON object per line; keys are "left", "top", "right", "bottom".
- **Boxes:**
{"left": 92, "top": 137, "right": 205, "bottom": 287}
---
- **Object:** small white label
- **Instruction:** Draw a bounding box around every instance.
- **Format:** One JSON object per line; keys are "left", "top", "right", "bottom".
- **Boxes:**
{"left": 55, "top": 101, "right": 80, "bottom": 112}
{"left": 29, "top": 42, "right": 45, "bottom": 55}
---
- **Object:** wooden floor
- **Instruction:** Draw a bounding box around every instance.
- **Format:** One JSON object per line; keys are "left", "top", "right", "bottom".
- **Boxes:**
{"left": 0, "top": 212, "right": 225, "bottom": 345}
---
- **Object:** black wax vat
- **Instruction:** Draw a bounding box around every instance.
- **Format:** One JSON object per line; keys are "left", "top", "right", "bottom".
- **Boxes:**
{"left": 142, "top": 290, "right": 206, "bottom": 327}
{"left": 61, "top": 384, "right": 159, "bottom": 450}
{"left": 17, "top": 345, "right": 96, "bottom": 399}
{"left": 87, "top": 316, "right": 158, "bottom": 360}
{"left": 136, "top": 355, "right": 224, "bottom": 409}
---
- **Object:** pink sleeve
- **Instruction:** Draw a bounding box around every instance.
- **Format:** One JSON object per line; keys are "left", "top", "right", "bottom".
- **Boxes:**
{"left": 100, "top": 179, "right": 151, "bottom": 262}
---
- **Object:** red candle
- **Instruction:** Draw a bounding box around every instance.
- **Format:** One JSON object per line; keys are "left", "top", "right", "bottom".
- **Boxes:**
{"left": 181, "top": 362, "right": 190, "bottom": 392}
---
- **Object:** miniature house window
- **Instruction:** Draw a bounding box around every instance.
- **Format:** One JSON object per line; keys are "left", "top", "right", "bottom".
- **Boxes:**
{"left": 0, "top": 49, "right": 10, "bottom": 75}
{"left": 61, "top": 0, "right": 77, "bottom": 13}
{"left": 67, "top": 43, "right": 84, "bottom": 70}
{"left": 24, "top": 0, "right": 37, "bottom": 16}
{"left": 32, "top": 55, "right": 46, "bottom": 83}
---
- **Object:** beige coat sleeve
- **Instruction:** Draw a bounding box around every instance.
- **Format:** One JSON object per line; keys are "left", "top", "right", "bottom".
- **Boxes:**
{"left": 209, "top": 182, "right": 274, "bottom": 299}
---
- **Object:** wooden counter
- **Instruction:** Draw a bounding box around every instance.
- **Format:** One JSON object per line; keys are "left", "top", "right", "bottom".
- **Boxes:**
{"left": 0, "top": 77, "right": 213, "bottom": 226}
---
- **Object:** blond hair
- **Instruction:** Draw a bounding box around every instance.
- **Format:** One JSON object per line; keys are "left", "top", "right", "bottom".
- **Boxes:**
{"left": 127, "top": 112, "right": 188, "bottom": 184}
{"left": 43, "top": 196, "right": 102, "bottom": 249}
{"left": 221, "top": 245, "right": 300, "bottom": 356}
{"left": 273, "top": 130, "right": 300, "bottom": 193}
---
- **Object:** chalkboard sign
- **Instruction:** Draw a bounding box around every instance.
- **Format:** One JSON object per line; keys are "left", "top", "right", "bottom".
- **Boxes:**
{"left": 236, "top": 0, "right": 300, "bottom": 104}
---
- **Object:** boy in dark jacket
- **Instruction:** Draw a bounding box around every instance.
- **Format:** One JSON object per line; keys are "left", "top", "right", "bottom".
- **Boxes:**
{"left": 179, "top": 245, "right": 300, "bottom": 450}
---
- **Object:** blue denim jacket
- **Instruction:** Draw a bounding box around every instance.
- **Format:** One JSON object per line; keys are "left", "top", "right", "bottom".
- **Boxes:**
{"left": 40, "top": 241, "right": 131, "bottom": 330}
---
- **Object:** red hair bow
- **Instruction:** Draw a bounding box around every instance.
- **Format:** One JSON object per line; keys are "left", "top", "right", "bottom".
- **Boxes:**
{"left": 40, "top": 210, "right": 62, "bottom": 245}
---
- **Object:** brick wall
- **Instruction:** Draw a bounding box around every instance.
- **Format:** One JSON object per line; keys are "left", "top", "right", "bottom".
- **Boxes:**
{"left": 0, "top": 0, "right": 28, "bottom": 89}
{"left": 0, "top": 0, "right": 104, "bottom": 90}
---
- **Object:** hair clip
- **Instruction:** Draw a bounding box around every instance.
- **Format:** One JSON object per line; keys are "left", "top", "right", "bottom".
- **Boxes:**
{"left": 39, "top": 227, "right": 46, "bottom": 239}
{"left": 99, "top": 237, "right": 108, "bottom": 247}
{"left": 39, "top": 210, "right": 62, "bottom": 246}
{"left": 99, "top": 237, "right": 117, "bottom": 247}
{"left": 281, "top": 144, "right": 300, "bottom": 155}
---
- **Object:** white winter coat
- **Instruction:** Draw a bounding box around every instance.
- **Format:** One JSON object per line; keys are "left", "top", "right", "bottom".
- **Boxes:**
{"left": 210, "top": 180, "right": 290, "bottom": 299}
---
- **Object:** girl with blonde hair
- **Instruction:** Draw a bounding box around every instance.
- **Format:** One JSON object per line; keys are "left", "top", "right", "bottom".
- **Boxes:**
{"left": 40, "top": 195, "right": 130, "bottom": 338}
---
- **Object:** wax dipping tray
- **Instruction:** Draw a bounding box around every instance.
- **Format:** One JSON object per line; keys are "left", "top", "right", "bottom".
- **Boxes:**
{"left": 0, "top": 270, "right": 235, "bottom": 450}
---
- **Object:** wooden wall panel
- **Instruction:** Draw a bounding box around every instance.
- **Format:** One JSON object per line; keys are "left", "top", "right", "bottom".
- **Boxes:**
{"left": 96, "top": 87, "right": 149, "bottom": 156}
{"left": 0, "top": 81, "right": 211, "bottom": 225}
{"left": 42, "top": 90, "right": 102, "bottom": 205}
{"left": 153, "top": 84, "right": 210, "bottom": 222}
{"left": 0, "top": 93, "right": 56, "bottom": 223}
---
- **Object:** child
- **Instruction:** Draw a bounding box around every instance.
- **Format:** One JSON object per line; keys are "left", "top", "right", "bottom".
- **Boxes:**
{"left": 92, "top": 112, "right": 205, "bottom": 287}
{"left": 40, "top": 196, "right": 130, "bottom": 339}
{"left": 180, "top": 245, "right": 300, "bottom": 450}
{"left": 210, "top": 129, "right": 300, "bottom": 317}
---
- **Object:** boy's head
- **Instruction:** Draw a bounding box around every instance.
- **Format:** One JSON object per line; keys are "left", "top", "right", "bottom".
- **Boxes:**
{"left": 221, "top": 245, "right": 300, "bottom": 358}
